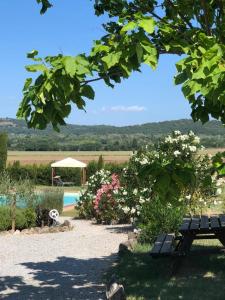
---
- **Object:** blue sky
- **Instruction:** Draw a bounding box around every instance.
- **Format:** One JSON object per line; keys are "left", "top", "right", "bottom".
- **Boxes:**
{"left": 0, "top": 0, "right": 191, "bottom": 126}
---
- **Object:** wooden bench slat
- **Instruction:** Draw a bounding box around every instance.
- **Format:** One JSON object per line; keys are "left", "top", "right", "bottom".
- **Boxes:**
{"left": 200, "top": 215, "right": 209, "bottom": 230}
{"left": 151, "top": 233, "right": 167, "bottom": 254}
{"left": 210, "top": 215, "right": 220, "bottom": 229}
{"left": 160, "top": 234, "right": 175, "bottom": 254}
{"left": 190, "top": 216, "right": 200, "bottom": 230}
{"left": 219, "top": 214, "right": 225, "bottom": 227}
{"left": 179, "top": 218, "right": 191, "bottom": 232}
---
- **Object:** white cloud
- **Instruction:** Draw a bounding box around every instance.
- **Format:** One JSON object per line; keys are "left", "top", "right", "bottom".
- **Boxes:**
{"left": 101, "top": 105, "right": 147, "bottom": 112}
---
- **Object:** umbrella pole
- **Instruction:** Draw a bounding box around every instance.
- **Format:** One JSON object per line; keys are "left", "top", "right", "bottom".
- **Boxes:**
{"left": 52, "top": 168, "right": 54, "bottom": 186}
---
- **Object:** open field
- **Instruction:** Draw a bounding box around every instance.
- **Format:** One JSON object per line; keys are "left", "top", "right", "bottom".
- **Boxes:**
{"left": 201, "top": 148, "right": 225, "bottom": 156}
{"left": 7, "top": 148, "right": 225, "bottom": 166}
{"left": 7, "top": 151, "right": 133, "bottom": 165}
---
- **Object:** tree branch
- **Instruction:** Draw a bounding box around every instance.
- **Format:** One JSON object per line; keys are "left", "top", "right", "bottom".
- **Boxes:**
{"left": 166, "top": 0, "right": 193, "bottom": 29}
{"left": 200, "top": 0, "right": 212, "bottom": 36}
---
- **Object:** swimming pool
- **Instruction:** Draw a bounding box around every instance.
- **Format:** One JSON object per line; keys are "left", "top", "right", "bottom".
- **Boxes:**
{"left": 63, "top": 192, "right": 80, "bottom": 206}
{"left": 0, "top": 192, "right": 80, "bottom": 207}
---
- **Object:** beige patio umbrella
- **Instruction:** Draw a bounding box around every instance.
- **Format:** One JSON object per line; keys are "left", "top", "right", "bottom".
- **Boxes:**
{"left": 51, "top": 157, "right": 87, "bottom": 186}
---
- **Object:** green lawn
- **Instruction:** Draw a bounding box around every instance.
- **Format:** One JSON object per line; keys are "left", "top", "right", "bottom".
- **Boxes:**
{"left": 35, "top": 185, "right": 83, "bottom": 193}
{"left": 61, "top": 208, "right": 79, "bottom": 218}
{"left": 111, "top": 240, "right": 225, "bottom": 300}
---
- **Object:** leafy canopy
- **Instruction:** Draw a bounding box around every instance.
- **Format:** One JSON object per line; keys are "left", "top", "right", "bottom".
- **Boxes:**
{"left": 18, "top": 0, "right": 225, "bottom": 130}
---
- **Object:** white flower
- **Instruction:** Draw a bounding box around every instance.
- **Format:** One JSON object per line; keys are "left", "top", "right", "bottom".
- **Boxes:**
{"left": 123, "top": 190, "right": 128, "bottom": 195}
{"left": 131, "top": 208, "right": 136, "bottom": 214}
{"left": 189, "top": 146, "right": 197, "bottom": 152}
{"left": 165, "top": 136, "right": 173, "bottom": 143}
{"left": 193, "top": 136, "right": 200, "bottom": 144}
{"left": 216, "top": 188, "right": 222, "bottom": 196}
{"left": 179, "top": 135, "right": 188, "bottom": 141}
{"left": 185, "top": 195, "right": 191, "bottom": 200}
{"left": 174, "top": 150, "right": 181, "bottom": 157}
{"left": 122, "top": 206, "right": 130, "bottom": 214}
{"left": 189, "top": 131, "right": 195, "bottom": 137}
{"left": 139, "top": 197, "right": 145, "bottom": 204}
{"left": 174, "top": 130, "right": 181, "bottom": 135}
{"left": 133, "top": 189, "right": 138, "bottom": 195}
{"left": 181, "top": 144, "right": 188, "bottom": 150}
{"left": 140, "top": 158, "right": 148, "bottom": 165}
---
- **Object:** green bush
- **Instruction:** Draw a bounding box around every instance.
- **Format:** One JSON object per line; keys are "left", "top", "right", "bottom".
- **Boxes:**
{"left": 0, "top": 132, "right": 7, "bottom": 172}
{"left": 138, "top": 198, "right": 185, "bottom": 243}
{"left": 0, "top": 207, "right": 36, "bottom": 231}
{"left": 39, "top": 188, "right": 64, "bottom": 214}
{"left": 0, "top": 207, "right": 11, "bottom": 231}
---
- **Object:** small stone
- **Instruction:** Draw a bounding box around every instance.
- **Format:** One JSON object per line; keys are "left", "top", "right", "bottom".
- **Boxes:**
{"left": 118, "top": 239, "right": 136, "bottom": 255}
{"left": 106, "top": 275, "right": 126, "bottom": 300}
{"left": 33, "top": 227, "right": 41, "bottom": 234}
{"left": 21, "top": 229, "right": 30, "bottom": 234}
{"left": 62, "top": 220, "right": 71, "bottom": 227}
{"left": 40, "top": 226, "right": 50, "bottom": 234}
{"left": 13, "top": 230, "right": 20, "bottom": 235}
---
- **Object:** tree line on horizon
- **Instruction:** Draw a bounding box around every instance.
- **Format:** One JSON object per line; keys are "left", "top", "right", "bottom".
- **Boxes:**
{"left": 0, "top": 118, "right": 225, "bottom": 151}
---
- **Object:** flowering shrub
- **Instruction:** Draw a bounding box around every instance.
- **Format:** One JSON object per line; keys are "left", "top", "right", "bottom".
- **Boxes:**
{"left": 78, "top": 170, "right": 128, "bottom": 223}
{"left": 77, "top": 131, "right": 223, "bottom": 237}
{"left": 93, "top": 174, "right": 125, "bottom": 223}
{"left": 121, "top": 131, "right": 220, "bottom": 241}
{"left": 77, "top": 169, "right": 111, "bottom": 219}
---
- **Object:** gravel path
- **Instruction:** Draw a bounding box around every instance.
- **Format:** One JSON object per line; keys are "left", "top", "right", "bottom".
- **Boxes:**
{"left": 0, "top": 218, "right": 130, "bottom": 300}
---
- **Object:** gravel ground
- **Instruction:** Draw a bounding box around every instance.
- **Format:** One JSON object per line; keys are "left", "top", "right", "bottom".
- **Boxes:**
{"left": 0, "top": 218, "right": 130, "bottom": 300}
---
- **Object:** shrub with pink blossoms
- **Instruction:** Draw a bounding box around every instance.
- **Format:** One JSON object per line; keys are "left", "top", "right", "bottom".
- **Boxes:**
{"left": 93, "top": 174, "right": 125, "bottom": 224}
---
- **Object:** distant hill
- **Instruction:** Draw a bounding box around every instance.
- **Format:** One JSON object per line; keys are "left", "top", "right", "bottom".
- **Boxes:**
{"left": 0, "top": 118, "right": 225, "bottom": 151}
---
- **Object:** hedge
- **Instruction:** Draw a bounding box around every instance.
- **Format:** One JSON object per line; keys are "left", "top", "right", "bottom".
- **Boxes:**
{"left": 7, "top": 160, "right": 127, "bottom": 186}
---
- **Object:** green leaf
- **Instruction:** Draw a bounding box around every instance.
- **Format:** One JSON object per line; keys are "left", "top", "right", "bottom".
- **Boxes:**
{"left": 23, "top": 78, "right": 32, "bottom": 91}
{"left": 27, "top": 50, "right": 39, "bottom": 59}
{"left": 174, "top": 72, "right": 188, "bottom": 85}
{"left": 121, "top": 21, "right": 137, "bottom": 33}
{"left": 138, "top": 17, "right": 155, "bottom": 34}
{"left": 136, "top": 44, "right": 143, "bottom": 63}
{"left": 25, "top": 64, "right": 47, "bottom": 73}
{"left": 80, "top": 85, "right": 95, "bottom": 100}
{"left": 102, "top": 52, "right": 122, "bottom": 68}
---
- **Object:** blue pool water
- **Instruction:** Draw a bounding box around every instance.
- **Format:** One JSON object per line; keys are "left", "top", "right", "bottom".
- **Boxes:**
{"left": 63, "top": 193, "right": 80, "bottom": 206}
{"left": 0, "top": 193, "right": 80, "bottom": 207}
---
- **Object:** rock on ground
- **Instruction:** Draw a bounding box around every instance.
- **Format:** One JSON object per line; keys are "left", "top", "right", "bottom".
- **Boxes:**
{"left": 0, "top": 218, "right": 131, "bottom": 300}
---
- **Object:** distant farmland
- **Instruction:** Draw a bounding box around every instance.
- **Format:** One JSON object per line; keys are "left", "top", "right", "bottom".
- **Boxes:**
{"left": 7, "top": 151, "right": 133, "bottom": 165}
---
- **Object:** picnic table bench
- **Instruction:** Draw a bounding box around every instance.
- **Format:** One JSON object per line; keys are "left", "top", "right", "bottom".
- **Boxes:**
{"left": 150, "top": 214, "right": 225, "bottom": 257}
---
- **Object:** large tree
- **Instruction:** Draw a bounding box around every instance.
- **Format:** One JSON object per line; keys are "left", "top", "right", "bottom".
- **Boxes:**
{"left": 18, "top": 0, "right": 225, "bottom": 130}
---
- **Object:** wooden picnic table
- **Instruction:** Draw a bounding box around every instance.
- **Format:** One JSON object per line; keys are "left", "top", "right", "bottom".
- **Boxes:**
{"left": 151, "top": 214, "right": 225, "bottom": 257}
{"left": 178, "top": 214, "right": 225, "bottom": 255}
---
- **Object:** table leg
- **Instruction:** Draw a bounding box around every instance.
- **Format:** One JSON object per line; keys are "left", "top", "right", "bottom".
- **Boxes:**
{"left": 178, "top": 233, "right": 194, "bottom": 255}
{"left": 215, "top": 232, "right": 225, "bottom": 247}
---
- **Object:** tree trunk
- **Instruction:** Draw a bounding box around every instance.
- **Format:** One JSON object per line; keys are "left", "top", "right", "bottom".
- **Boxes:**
{"left": 11, "top": 195, "right": 16, "bottom": 231}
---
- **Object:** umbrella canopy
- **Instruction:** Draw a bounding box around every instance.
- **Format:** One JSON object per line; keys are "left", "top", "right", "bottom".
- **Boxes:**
{"left": 51, "top": 157, "right": 87, "bottom": 168}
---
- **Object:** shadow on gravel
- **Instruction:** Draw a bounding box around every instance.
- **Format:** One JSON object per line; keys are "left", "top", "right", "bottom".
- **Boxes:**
{"left": 0, "top": 255, "right": 116, "bottom": 300}
{"left": 105, "top": 225, "right": 133, "bottom": 234}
